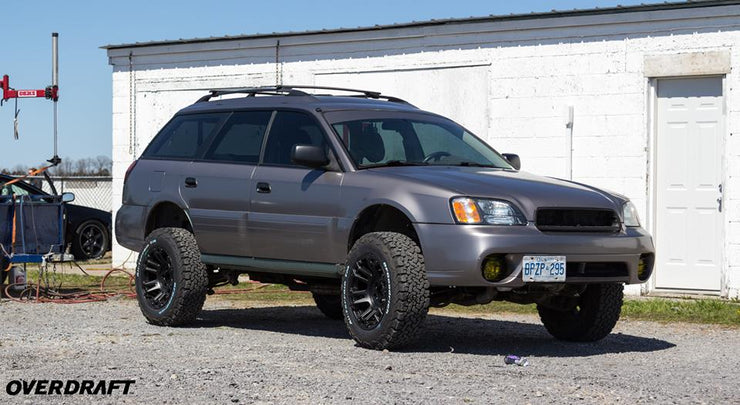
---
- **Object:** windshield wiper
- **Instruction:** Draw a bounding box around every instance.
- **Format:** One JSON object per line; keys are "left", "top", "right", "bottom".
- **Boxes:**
{"left": 362, "top": 160, "right": 429, "bottom": 168}
{"left": 457, "top": 161, "right": 501, "bottom": 168}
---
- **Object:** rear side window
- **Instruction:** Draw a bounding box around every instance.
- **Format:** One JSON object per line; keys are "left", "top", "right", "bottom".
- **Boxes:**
{"left": 143, "top": 113, "right": 227, "bottom": 159}
{"left": 262, "top": 111, "right": 328, "bottom": 166}
{"left": 204, "top": 111, "right": 272, "bottom": 164}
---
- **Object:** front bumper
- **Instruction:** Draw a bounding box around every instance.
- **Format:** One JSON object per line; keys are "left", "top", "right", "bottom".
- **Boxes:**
{"left": 415, "top": 223, "right": 654, "bottom": 287}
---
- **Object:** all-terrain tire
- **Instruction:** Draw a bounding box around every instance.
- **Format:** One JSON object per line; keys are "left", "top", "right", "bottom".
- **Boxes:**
{"left": 312, "top": 293, "right": 344, "bottom": 320}
{"left": 537, "top": 283, "right": 624, "bottom": 342}
{"left": 341, "top": 232, "right": 429, "bottom": 350}
{"left": 135, "top": 227, "right": 208, "bottom": 326}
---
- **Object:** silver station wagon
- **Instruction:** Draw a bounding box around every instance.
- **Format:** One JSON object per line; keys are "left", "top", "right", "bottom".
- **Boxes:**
{"left": 116, "top": 85, "right": 655, "bottom": 350}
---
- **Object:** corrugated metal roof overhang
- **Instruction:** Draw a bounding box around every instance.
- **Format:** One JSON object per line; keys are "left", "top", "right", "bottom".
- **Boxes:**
{"left": 102, "top": 0, "right": 740, "bottom": 51}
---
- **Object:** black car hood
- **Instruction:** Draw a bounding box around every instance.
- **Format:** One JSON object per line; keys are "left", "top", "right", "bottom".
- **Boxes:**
{"left": 65, "top": 204, "right": 112, "bottom": 228}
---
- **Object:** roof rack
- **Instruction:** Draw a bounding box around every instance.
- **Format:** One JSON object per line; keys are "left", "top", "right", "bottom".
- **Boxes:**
{"left": 196, "top": 85, "right": 410, "bottom": 104}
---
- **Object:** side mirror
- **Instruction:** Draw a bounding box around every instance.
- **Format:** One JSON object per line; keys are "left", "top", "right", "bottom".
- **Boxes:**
{"left": 502, "top": 153, "right": 521, "bottom": 170}
{"left": 292, "top": 144, "right": 329, "bottom": 169}
{"left": 62, "top": 192, "right": 75, "bottom": 203}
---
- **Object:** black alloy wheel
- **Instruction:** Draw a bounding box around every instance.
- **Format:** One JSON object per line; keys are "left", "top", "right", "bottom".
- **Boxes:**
{"left": 140, "top": 246, "right": 175, "bottom": 310}
{"left": 346, "top": 253, "right": 390, "bottom": 330}
{"left": 341, "top": 232, "right": 429, "bottom": 350}
{"left": 73, "top": 220, "right": 108, "bottom": 260}
{"left": 135, "top": 228, "right": 208, "bottom": 326}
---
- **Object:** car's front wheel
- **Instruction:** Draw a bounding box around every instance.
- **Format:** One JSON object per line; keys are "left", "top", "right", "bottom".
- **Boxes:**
{"left": 341, "top": 232, "right": 429, "bottom": 350}
{"left": 537, "top": 283, "right": 624, "bottom": 342}
{"left": 135, "top": 227, "right": 208, "bottom": 326}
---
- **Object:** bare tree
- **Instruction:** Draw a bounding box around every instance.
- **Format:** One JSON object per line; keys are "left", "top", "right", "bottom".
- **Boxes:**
{"left": 94, "top": 155, "right": 112, "bottom": 176}
{"left": 2, "top": 156, "right": 112, "bottom": 176}
{"left": 74, "top": 158, "right": 89, "bottom": 175}
{"left": 11, "top": 164, "right": 27, "bottom": 175}
{"left": 52, "top": 158, "right": 75, "bottom": 176}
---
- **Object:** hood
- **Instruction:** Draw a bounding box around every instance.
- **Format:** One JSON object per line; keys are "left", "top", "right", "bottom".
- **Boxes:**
{"left": 367, "top": 166, "right": 624, "bottom": 220}
{"left": 66, "top": 204, "right": 112, "bottom": 227}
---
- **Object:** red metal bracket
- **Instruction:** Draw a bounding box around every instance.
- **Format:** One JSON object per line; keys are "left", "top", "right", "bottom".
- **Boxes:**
{"left": 1, "top": 75, "right": 58, "bottom": 102}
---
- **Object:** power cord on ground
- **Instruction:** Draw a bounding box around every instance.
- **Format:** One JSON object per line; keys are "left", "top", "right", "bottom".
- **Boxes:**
{"left": 2, "top": 251, "right": 307, "bottom": 304}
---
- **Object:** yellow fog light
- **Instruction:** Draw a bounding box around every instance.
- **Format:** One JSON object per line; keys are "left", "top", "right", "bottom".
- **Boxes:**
{"left": 638, "top": 259, "right": 646, "bottom": 279}
{"left": 637, "top": 253, "right": 653, "bottom": 281}
{"left": 483, "top": 255, "right": 507, "bottom": 282}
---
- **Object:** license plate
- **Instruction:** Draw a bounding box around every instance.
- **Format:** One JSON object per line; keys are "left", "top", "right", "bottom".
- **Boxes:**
{"left": 522, "top": 256, "right": 566, "bottom": 282}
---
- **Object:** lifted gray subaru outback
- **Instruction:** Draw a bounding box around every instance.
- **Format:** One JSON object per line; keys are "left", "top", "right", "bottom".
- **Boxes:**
{"left": 116, "top": 85, "right": 655, "bottom": 350}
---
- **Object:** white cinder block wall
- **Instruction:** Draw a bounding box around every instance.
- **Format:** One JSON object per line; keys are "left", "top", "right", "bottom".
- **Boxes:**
{"left": 107, "top": 3, "right": 740, "bottom": 298}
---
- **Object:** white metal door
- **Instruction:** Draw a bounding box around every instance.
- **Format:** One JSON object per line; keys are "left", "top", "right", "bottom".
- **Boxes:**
{"left": 655, "top": 77, "right": 724, "bottom": 291}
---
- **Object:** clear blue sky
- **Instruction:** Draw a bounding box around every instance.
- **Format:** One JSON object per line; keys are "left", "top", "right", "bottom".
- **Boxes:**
{"left": 0, "top": 0, "right": 648, "bottom": 168}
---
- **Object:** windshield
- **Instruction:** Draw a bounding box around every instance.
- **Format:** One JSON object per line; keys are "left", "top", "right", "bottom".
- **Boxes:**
{"left": 330, "top": 117, "right": 512, "bottom": 169}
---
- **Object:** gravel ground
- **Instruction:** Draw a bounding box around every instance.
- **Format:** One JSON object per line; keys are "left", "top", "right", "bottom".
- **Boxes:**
{"left": 0, "top": 297, "right": 738, "bottom": 404}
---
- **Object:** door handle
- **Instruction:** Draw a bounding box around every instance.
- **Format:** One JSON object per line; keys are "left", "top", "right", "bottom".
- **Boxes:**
{"left": 717, "top": 197, "right": 722, "bottom": 213}
{"left": 256, "top": 182, "right": 271, "bottom": 193}
{"left": 184, "top": 177, "right": 197, "bottom": 188}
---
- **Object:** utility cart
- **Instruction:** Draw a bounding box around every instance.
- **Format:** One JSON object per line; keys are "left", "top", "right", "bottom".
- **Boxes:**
{"left": 1, "top": 193, "right": 75, "bottom": 291}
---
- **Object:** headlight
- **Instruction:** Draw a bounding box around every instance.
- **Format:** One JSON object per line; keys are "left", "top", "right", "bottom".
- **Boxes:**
{"left": 451, "top": 197, "right": 527, "bottom": 225}
{"left": 622, "top": 201, "right": 641, "bottom": 227}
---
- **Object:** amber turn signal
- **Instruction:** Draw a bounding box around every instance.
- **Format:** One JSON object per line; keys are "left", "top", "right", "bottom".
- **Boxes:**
{"left": 452, "top": 197, "right": 482, "bottom": 224}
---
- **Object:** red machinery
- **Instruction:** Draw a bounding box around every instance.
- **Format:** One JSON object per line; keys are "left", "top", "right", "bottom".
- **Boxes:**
{"left": 1, "top": 32, "right": 60, "bottom": 165}
{"left": 0, "top": 74, "right": 58, "bottom": 101}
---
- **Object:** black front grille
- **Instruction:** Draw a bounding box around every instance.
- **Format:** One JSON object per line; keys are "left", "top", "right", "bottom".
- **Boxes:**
{"left": 536, "top": 208, "right": 620, "bottom": 232}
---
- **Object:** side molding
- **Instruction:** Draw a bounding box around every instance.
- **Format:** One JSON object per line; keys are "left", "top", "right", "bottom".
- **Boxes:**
{"left": 201, "top": 254, "right": 342, "bottom": 279}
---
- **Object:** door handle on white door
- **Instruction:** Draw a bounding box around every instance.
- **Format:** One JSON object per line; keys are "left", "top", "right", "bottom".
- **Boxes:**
{"left": 718, "top": 184, "right": 723, "bottom": 212}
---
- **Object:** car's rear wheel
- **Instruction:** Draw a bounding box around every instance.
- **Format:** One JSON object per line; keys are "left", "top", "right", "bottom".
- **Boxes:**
{"left": 537, "top": 283, "right": 623, "bottom": 342}
{"left": 135, "top": 227, "right": 208, "bottom": 326}
{"left": 312, "top": 293, "right": 344, "bottom": 320}
{"left": 71, "top": 220, "right": 109, "bottom": 260}
{"left": 341, "top": 232, "right": 429, "bottom": 350}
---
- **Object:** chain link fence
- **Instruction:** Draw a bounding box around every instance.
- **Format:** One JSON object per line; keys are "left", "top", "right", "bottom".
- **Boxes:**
{"left": 29, "top": 176, "right": 112, "bottom": 212}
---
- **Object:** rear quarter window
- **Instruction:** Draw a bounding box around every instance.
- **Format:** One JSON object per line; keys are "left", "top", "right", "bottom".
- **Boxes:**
{"left": 143, "top": 113, "right": 228, "bottom": 159}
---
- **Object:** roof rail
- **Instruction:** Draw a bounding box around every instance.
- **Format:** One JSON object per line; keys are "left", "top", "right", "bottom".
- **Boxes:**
{"left": 196, "top": 85, "right": 410, "bottom": 104}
